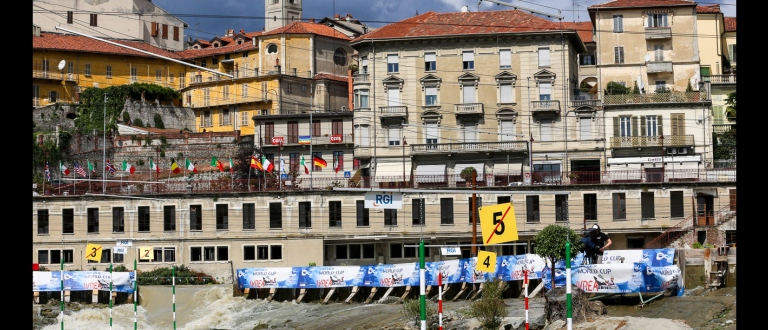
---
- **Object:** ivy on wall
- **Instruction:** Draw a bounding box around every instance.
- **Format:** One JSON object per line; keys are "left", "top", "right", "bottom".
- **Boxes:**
{"left": 77, "top": 83, "right": 180, "bottom": 132}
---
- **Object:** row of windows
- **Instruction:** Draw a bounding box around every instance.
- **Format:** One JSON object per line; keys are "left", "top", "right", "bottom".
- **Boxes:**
{"left": 36, "top": 191, "right": 698, "bottom": 235}
{"left": 615, "top": 114, "right": 685, "bottom": 137}
{"left": 612, "top": 14, "right": 669, "bottom": 34}
{"left": 64, "top": 12, "right": 182, "bottom": 41}
{"left": 35, "top": 245, "right": 284, "bottom": 265}
{"left": 382, "top": 48, "right": 551, "bottom": 74}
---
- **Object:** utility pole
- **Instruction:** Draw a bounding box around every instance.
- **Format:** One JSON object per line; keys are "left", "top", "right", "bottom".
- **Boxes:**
{"left": 471, "top": 169, "right": 478, "bottom": 255}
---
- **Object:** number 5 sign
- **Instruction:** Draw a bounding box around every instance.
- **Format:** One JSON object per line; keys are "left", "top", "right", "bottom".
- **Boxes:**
{"left": 139, "top": 247, "right": 154, "bottom": 260}
{"left": 479, "top": 203, "right": 519, "bottom": 245}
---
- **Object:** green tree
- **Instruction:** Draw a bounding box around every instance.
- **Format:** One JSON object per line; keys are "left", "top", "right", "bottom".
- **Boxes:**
{"left": 154, "top": 113, "right": 166, "bottom": 129}
{"left": 534, "top": 224, "right": 583, "bottom": 287}
{"left": 725, "top": 91, "right": 736, "bottom": 120}
{"left": 133, "top": 118, "right": 144, "bottom": 127}
{"left": 605, "top": 81, "right": 629, "bottom": 95}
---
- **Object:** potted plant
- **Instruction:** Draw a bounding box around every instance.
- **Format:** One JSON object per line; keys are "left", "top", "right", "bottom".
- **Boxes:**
{"left": 568, "top": 173, "right": 579, "bottom": 183}
{"left": 460, "top": 167, "right": 478, "bottom": 186}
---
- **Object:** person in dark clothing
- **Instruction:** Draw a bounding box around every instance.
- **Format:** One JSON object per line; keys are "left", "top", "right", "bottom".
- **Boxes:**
{"left": 589, "top": 224, "right": 612, "bottom": 264}
{"left": 580, "top": 229, "right": 599, "bottom": 264}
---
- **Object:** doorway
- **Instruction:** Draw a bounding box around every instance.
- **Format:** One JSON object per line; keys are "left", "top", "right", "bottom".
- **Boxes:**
{"left": 570, "top": 159, "right": 600, "bottom": 184}
{"left": 697, "top": 193, "right": 715, "bottom": 226}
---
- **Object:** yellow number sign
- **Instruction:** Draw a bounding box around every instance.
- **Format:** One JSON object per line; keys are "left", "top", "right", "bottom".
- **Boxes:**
{"left": 479, "top": 202, "right": 518, "bottom": 245}
{"left": 476, "top": 250, "right": 497, "bottom": 273}
{"left": 85, "top": 243, "right": 103, "bottom": 262}
{"left": 139, "top": 247, "right": 154, "bottom": 260}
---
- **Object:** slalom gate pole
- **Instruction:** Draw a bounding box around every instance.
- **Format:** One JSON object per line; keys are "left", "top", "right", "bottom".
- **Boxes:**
{"left": 566, "top": 240, "right": 572, "bottom": 330}
{"left": 60, "top": 257, "right": 64, "bottom": 330}
{"left": 438, "top": 272, "right": 443, "bottom": 330}
{"left": 419, "top": 241, "right": 426, "bottom": 330}
{"left": 173, "top": 265, "right": 177, "bottom": 330}
{"left": 109, "top": 263, "right": 113, "bottom": 330}
{"left": 524, "top": 268, "right": 529, "bottom": 330}
{"left": 134, "top": 259, "right": 137, "bottom": 330}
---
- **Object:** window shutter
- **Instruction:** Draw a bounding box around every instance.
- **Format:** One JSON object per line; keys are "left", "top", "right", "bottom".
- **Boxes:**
{"left": 500, "top": 84, "right": 513, "bottom": 103}
{"left": 173, "top": 26, "right": 179, "bottom": 41}
{"left": 219, "top": 111, "right": 223, "bottom": 125}
{"left": 632, "top": 116, "right": 639, "bottom": 137}
{"left": 646, "top": 15, "right": 651, "bottom": 27}
{"left": 462, "top": 51, "right": 474, "bottom": 62}
{"left": 614, "top": 47, "right": 619, "bottom": 63}
{"left": 425, "top": 53, "right": 436, "bottom": 62}
{"left": 151, "top": 22, "right": 158, "bottom": 36}
{"left": 230, "top": 109, "right": 234, "bottom": 124}
{"left": 499, "top": 50, "right": 511, "bottom": 67}
{"left": 613, "top": 117, "right": 620, "bottom": 137}
{"left": 663, "top": 14, "right": 668, "bottom": 27}
{"left": 619, "top": 16, "right": 623, "bottom": 31}
{"left": 657, "top": 115, "right": 663, "bottom": 136}
{"left": 620, "top": 47, "right": 624, "bottom": 63}
{"left": 640, "top": 116, "right": 646, "bottom": 136}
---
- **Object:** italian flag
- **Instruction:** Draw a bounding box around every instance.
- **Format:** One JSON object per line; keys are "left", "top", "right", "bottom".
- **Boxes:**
{"left": 261, "top": 155, "right": 274, "bottom": 173}
{"left": 211, "top": 157, "right": 225, "bottom": 172}
{"left": 60, "top": 161, "right": 70, "bottom": 176}
{"left": 186, "top": 159, "right": 198, "bottom": 173}
{"left": 150, "top": 158, "right": 160, "bottom": 173}
{"left": 122, "top": 160, "right": 136, "bottom": 175}
{"left": 301, "top": 155, "right": 309, "bottom": 174}
{"left": 87, "top": 161, "right": 96, "bottom": 175}
{"left": 229, "top": 158, "right": 235, "bottom": 173}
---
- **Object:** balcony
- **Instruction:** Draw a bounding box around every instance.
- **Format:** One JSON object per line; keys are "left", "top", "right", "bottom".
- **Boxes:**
{"left": 410, "top": 141, "right": 527, "bottom": 155}
{"left": 603, "top": 91, "right": 706, "bottom": 105}
{"left": 569, "top": 99, "right": 601, "bottom": 108}
{"left": 260, "top": 134, "right": 353, "bottom": 147}
{"left": 353, "top": 73, "right": 370, "bottom": 84}
{"left": 647, "top": 61, "right": 673, "bottom": 73}
{"left": 713, "top": 124, "right": 735, "bottom": 134}
{"left": 645, "top": 27, "right": 671, "bottom": 39}
{"left": 708, "top": 75, "right": 736, "bottom": 84}
{"left": 355, "top": 147, "right": 373, "bottom": 158}
{"left": 379, "top": 106, "right": 407, "bottom": 119}
{"left": 610, "top": 135, "right": 694, "bottom": 148}
{"left": 530, "top": 100, "right": 561, "bottom": 114}
{"left": 454, "top": 103, "right": 484, "bottom": 115}
{"left": 32, "top": 69, "right": 76, "bottom": 82}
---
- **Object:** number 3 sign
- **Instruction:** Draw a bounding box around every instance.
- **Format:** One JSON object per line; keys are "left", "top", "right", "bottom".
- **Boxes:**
{"left": 85, "top": 243, "right": 103, "bottom": 262}
{"left": 139, "top": 247, "right": 154, "bottom": 260}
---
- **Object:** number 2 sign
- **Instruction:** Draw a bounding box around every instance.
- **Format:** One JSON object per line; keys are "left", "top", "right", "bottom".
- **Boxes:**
{"left": 139, "top": 247, "right": 154, "bottom": 261}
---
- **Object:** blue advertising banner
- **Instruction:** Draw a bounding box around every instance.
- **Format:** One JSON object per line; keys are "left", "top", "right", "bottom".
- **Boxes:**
{"left": 601, "top": 248, "right": 675, "bottom": 267}
{"left": 424, "top": 259, "right": 462, "bottom": 286}
{"left": 236, "top": 267, "right": 300, "bottom": 289}
{"left": 297, "top": 266, "right": 364, "bottom": 288}
{"left": 33, "top": 271, "right": 135, "bottom": 293}
{"left": 363, "top": 263, "right": 420, "bottom": 287}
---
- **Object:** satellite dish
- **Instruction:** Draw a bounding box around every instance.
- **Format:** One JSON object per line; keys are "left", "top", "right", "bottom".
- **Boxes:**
{"left": 57, "top": 60, "right": 66, "bottom": 71}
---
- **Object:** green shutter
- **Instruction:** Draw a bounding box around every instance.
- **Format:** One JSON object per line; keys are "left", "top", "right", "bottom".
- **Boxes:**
{"left": 613, "top": 117, "right": 620, "bottom": 137}
{"left": 640, "top": 116, "right": 646, "bottom": 137}
{"left": 657, "top": 115, "right": 663, "bottom": 137}
{"left": 632, "top": 116, "right": 639, "bottom": 137}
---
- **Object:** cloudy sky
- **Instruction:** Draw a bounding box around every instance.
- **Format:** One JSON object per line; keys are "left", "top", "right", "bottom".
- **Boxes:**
{"left": 153, "top": 0, "right": 736, "bottom": 41}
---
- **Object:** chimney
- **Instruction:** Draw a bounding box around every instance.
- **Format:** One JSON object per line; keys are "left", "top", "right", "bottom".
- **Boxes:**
{"left": 309, "top": 18, "right": 315, "bottom": 23}
{"left": 347, "top": 13, "right": 352, "bottom": 20}
{"left": 334, "top": 14, "right": 340, "bottom": 19}
{"left": 226, "top": 29, "right": 234, "bottom": 36}
{"left": 239, "top": 29, "right": 244, "bottom": 34}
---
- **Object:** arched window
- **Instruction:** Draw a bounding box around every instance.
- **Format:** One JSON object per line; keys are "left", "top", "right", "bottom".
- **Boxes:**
{"left": 267, "top": 44, "right": 278, "bottom": 54}
{"left": 334, "top": 48, "right": 347, "bottom": 66}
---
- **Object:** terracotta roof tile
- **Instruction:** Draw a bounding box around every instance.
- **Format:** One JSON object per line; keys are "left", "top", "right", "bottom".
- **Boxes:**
{"left": 560, "top": 21, "right": 593, "bottom": 43}
{"left": 696, "top": 4, "right": 721, "bottom": 13}
{"left": 314, "top": 73, "right": 348, "bottom": 82}
{"left": 351, "top": 10, "right": 565, "bottom": 43}
{"left": 33, "top": 32, "right": 182, "bottom": 59}
{"left": 176, "top": 42, "right": 257, "bottom": 59}
{"left": 589, "top": 0, "right": 695, "bottom": 9}
{"left": 724, "top": 17, "right": 736, "bottom": 32}
{"left": 261, "top": 22, "right": 352, "bottom": 40}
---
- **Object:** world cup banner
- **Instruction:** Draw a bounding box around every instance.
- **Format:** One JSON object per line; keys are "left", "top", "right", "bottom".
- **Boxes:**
{"left": 424, "top": 259, "right": 462, "bottom": 286}
{"left": 461, "top": 258, "right": 496, "bottom": 284}
{"left": 297, "top": 266, "right": 364, "bottom": 288}
{"left": 601, "top": 248, "right": 675, "bottom": 267}
{"left": 237, "top": 267, "right": 300, "bottom": 289}
{"left": 495, "top": 255, "right": 547, "bottom": 281}
{"left": 572, "top": 264, "right": 639, "bottom": 293}
{"left": 363, "top": 263, "right": 420, "bottom": 287}
{"left": 34, "top": 271, "right": 135, "bottom": 293}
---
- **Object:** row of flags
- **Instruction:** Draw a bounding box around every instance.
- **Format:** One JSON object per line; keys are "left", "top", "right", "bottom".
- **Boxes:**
{"left": 249, "top": 154, "right": 337, "bottom": 174}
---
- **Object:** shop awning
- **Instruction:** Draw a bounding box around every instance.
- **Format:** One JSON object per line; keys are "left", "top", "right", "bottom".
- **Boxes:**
{"left": 454, "top": 163, "right": 485, "bottom": 182}
{"left": 374, "top": 162, "right": 411, "bottom": 180}
{"left": 415, "top": 164, "right": 446, "bottom": 183}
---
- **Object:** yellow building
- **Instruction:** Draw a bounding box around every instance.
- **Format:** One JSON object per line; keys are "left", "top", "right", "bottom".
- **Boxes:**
{"left": 32, "top": 29, "right": 187, "bottom": 108}
{"left": 695, "top": 5, "right": 735, "bottom": 133}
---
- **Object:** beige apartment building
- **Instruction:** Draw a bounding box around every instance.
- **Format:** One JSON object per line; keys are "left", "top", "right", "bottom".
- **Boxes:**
{"left": 695, "top": 5, "right": 736, "bottom": 136}
{"left": 32, "top": 0, "right": 188, "bottom": 52}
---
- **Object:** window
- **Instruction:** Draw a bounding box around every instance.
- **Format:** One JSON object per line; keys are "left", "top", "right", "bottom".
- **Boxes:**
{"left": 647, "top": 13, "right": 669, "bottom": 27}
{"left": 333, "top": 151, "right": 343, "bottom": 173}
{"left": 468, "top": 197, "right": 482, "bottom": 224}
{"left": 387, "top": 54, "right": 399, "bottom": 73}
{"left": 223, "top": 85, "right": 230, "bottom": 100}
{"left": 235, "top": 203, "right": 253, "bottom": 230}
{"left": 67, "top": 11, "right": 73, "bottom": 24}
{"left": 325, "top": 200, "right": 342, "bottom": 227}
{"left": 462, "top": 51, "right": 474, "bottom": 70}
{"left": 540, "top": 119, "right": 553, "bottom": 142}
{"left": 200, "top": 60, "right": 207, "bottom": 67}
{"left": 499, "top": 49, "right": 511, "bottom": 68}
{"left": 113, "top": 207, "right": 124, "bottom": 233}
{"left": 640, "top": 192, "right": 655, "bottom": 219}
{"left": 336, "top": 244, "right": 375, "bottom": 259}
{"left": 62, "top": 209, "right": 74, "bottom": 234}
{"left": 38, "top": 249, "right": 74, "bottom": 264}
{"left": 269, "top": 202, "right": 282, "bottom": 229}
{"left": 539, "top": 82, "right": 551, "bottom": 101}
{"left": 163, "top": 206, "right": 175, "bottom": 231}
{"left": 354, "top": 89, "right": 369, "bottom": 108}
{"left": 220, "top": 109, "right": 232, "bottom": 126}
{"left": 38, "top": 210, "right": 49, "bottom": 234}
{"left": 333, "top": 48, "right": 347, "bottom": 66}
{"left": 728, "top": 44, "right": 736, "bottom": 63}
{"left": 404, "top": 244, "right": 428, "bottom": 258}
{"left": 85, "top": 64, "right": 91, "bottom": 76}
{"left": 48, "top": 91, "right": 58, "bottom": 103}
{"left": 289, "top": 153, "right": 300, "bottom": 173}
{"left": 257, "top": 246, "right": 269, "bottom": 260}
{"left": 538, "top": 47, "right": 550, "bottom": 67}
{"left": 292, "top": 201, "right": 310, "bottom": 228}
{"left": 580, "top": 54, "right": 595, "bottom": 66}
{"left": 355, "top": 124, "right": 370, "bottom": 147}
{"left": 555, "top": 195, "right": 568, "bottom": 222}
{"left": 191, "top": 246, "right": 227, "bottom": 262}
{"left": 725, "top": 230, "right": 736, "bottom": 246}
{"left": 425, "top": 87, "right": 437, "bottom": 106}
{"left": 388, "top": 125, "right": 401, "bottom": 146}
{"left": 130, "top": 67, "right": 137, "bottom": 81}
{"left": 440, "top": 198, "right": 454, "bottom": 224}
{"left": 215, "top": 204, "right": 228, "bottom": 230}
{"left": 424, "top": 52, "right": 436, "bottom": 71}
{"left": 138, "top": 247, "right": 175, "bottom": 263}
{"left": 169, "top": 73, "right": 174, "bottom": 83}
{"left": 412, "top": 198, "right": 425, "bottom": 225}
{"left": 241, "top": 111, "right": 249, "bottom": 126}
{"left": 619, "top": 116, "right": 632, "bottom": 137}
{"left": 106, "top": 66, "right": 112, "bottom": 78}
{"left": 387, "top": 87, "right": 400, "bottom": 107}
{"left": 613, "top": 15, "right": 623, "bottom": 33}
{"left": 241, "top": 83, "right": 248, "bottom": 97}
{"left": 312, "top": 120, "right": 321, "bottom": 137}
{"left": 190, "top": 205, "right": 202, "bottom": 231}
{"left": 613, "top": 193, "right": 627, "bottom": 220}
{"left": 584, "top": 194, "right": 597, "bottom": 221}
{"left": 287, "top": 81, "right": 293, "bottom": 94}
{"left": 654, "top": 45, "right": 664, "bottom": 61}
{"left": 90, "top": 14, "right": 97, "bottom": 26}
{"left": 580, "top": 117, "right": 592, "bottom": 140}
{"left": 671, "top": 114, "right": 685, "bottom": 136}
{"left": 267, "top": 44, "right": 278, "bottom": 54}
{"left": 384, "top": 209, "right": 398, "bottom": 226}
{"left": 614, "top": 47, "right": 625, "bottom": 64}
{"left": 312, "top": 152, "right": 324, "bottom": 171}
{"left": 645, "top": 115, "right": 658, "bottom": 136}
{"left": 356, "top": 200, "right": 369, "bottom": 226}
{"left": 498, "top": 196, "right": 511, "bottom": 204}
{"left": 670, "top": 191, "right": 685, "bottom": 218}
{"left": 204, "top": 89, "right": 211, "bottom": 107}
{"left": 390, "top": 243, "right": 403, "bottom": 258}
{"left": 203, "top": 110, "right": 212, "bottom": 126}
{"left": 500, "top": 83, "right": 513, "bottom": 103}
{"left": 335, "top": 245, "right": 349, "bottom": 259}
{"left": 173, "top": 26, "right": 179, "bottom": 41}
{"left": 463, "top": 122, "right": 478, "bottom": 142}
{"left": 138, "top": 206, "right": 150, "bottom": 232}
{"left": 729, "top": 189, "right": 736, "bottom": 211}
{"left": 162, "top": 24, "right": 168, "bottom": 39}
{"left": 526, "top": 196, "right": 540, "bottom": 222}
{"left": 332, "top": 119, "right": 343, "bottom": 136}
{"left": 246, "top": 245, "right": 282, "bottom": 261}
{"left": 87, "top": 208, "right": 99, "bottom": 233}
{"left": 212, "top": 57, "right": 219, "bottom": 65}
{"left": 425, "top": 123, "right": 438, "bottom": 145}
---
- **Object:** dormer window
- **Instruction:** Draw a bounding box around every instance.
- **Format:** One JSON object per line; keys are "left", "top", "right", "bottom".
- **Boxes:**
{"left": 267, "top": 44, "right": 278, "bottom": 54}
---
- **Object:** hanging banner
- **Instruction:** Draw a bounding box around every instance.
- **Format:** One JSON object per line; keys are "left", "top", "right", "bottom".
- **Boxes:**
{"left": 297, "top": 266, "right": 364, "bottom": 288}
{"left": 33, "top": 271, "right": 135, "bottom": 293}
{"left": 495, "top": 255, "right": 546, "bottom": 281}
{"left": 236, "top": 267, "right": 299, "bottom": 289}
{"left": 425, "top": 259, "right": 462, "bottom": 286}
{"left": 362, "top": 263, "right": 420, "bottom": 287}
{"left": 298, "top": 136, "right": 311, "bottom": 145}
{"left": 601, "top": 248, "right": 675, "bottom": 267}
{"left": 461, "top": 258, "right": 495, "bottom": 284}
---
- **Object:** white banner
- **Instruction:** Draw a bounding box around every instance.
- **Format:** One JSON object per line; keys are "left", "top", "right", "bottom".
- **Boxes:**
{"left": 113, "top": 246, "right": 128, "bottom": 255}
{"left": 116, "top": 240, "right": 133, "bottom": 247}
{"left": 364, "top": 191, "right": 403, "bottom": 209}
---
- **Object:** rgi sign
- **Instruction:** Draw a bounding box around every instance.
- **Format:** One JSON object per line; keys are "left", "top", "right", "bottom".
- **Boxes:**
{"left": 364, "top": 191, "right": 403, "bottom": 209}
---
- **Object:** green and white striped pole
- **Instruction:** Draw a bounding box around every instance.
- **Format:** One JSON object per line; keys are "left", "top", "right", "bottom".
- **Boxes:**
{"left": 419, "top": 241, "right": 426, "bottom": 330}
{"left": 566, "top": 240, "right": 572, "bottom": 330}
{"left": 173, "top": 265, "right": 177, "bottom": 330}
{"left": 133, "top": 259, "right": 137, "bottom": 330}
{"left": 60, "top": 257, "right": 64, "bottom": 330}
{"left": 109, "top": 263, "right": 113, "bottom": 330}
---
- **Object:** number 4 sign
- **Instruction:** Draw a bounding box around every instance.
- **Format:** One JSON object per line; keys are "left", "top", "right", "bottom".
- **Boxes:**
{"left": 476, "top": 250, "right": 497, "bottom": 273}
{"left": 139, "top": 247, "right": 154, "bottom": 260}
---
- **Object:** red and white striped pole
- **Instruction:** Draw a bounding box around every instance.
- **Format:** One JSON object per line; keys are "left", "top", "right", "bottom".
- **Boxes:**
{"left": 438, "top": 272, "right": 443, "bottom": 330}
{"left": 524, "top": 268, "right": 530, "bottom": 330}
